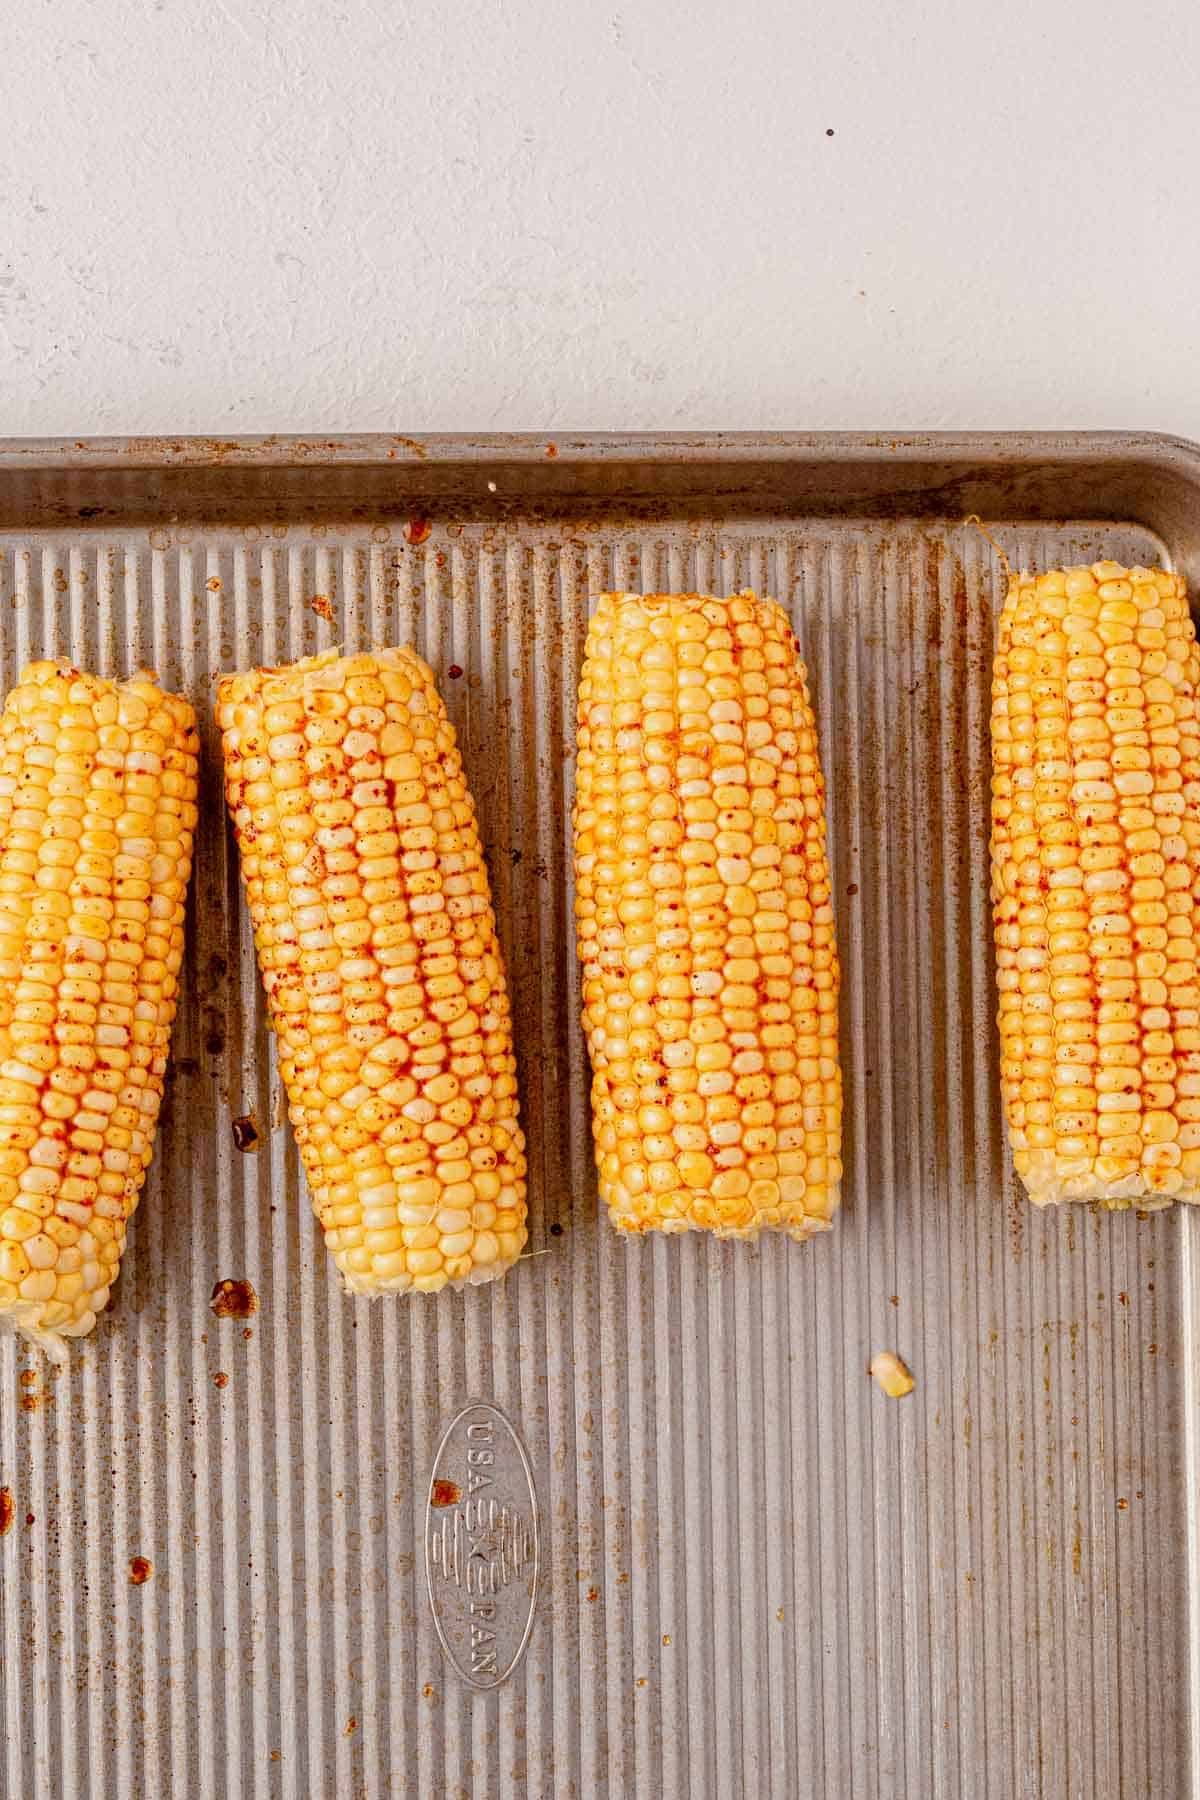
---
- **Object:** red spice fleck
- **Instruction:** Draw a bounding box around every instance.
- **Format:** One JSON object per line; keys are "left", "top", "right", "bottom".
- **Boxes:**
{"left": 231, "top": 1114, "right": 260, "bottom": 1153}
{"left": 546, "top": 443, "right": 559, "bottom": 458}
{"left": 309, "top": 594, "right": 334, "bottom": 622}
{"left": 24, "top": 1514, "right": 34, "bottom": 1528}
{"left": 344, "top": 1717, "right": 357, "bottom": 1736}
{"left": 405, "top": 518, "right": 432, "bottom": 546}
{"left": 129, "top": 1556, "right": 153, "bottom": 1585}
{"left": 206, "top": 576, "right": 223, "bottom": 593}
{"left": 586, "top": 1587, "right": 599, "bottom": 1603}
{"left": 889, "top": 1295, "right": 899, "bottom": 1307}
{"left": 211, "top": 1279, "right": 259, "bottom": 1320}
{"left": 421, "top": 1684, "right": 435, "bottom": 1699}
{"left": 18, "top": 1371, "right": 36, "bottom": 1389}
{"left": 243, "top": 1327, "right": 253, "bottom": 1340}
{"left": 447, "top": 664, "right": 463, "bottom": 680}
{"left": 0, "top": 1489, "right": 13, "bottom": 1536}
{"left": 846, "top": 883, "right": 859, "bottom": 896}
{"left": 1117, "top": 1292, "right": 1129, "bottom": 1306}
{"left": 430, "top": 1479, "right": 461, "bottom": 1508}
{"left": 1116, "top": 1498, "right": 1129, "bottom": 1512}
{"left": 213, "top": 1372, "right": 229, "bottom": 1389}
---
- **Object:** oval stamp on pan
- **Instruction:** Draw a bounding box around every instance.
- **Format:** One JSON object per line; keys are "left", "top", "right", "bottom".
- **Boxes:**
{"left": 425, "top": 1401, "right": 539, "bottom": 1689}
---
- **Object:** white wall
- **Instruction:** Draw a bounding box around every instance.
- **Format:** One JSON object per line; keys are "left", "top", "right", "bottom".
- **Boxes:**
{"left": 2, "top": 0, "right": 1198, "bottom": 439}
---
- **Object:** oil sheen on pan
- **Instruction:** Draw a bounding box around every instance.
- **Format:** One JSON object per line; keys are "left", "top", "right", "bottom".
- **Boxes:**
{"left": 424, "top": 1401, "right": 539, "bottom": 1690}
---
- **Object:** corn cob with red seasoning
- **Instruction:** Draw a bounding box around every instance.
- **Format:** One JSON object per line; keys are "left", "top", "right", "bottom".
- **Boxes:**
{"left": 572, "top": 590, "right": 842, "bottom": 1238}
{"left": 991, "top": 560, "right": 1200, "bottom": 1206}
{"left": 0, "top": 661, "right": 198, "bottom": 1357}
{"left": 217, "top": 647, "right": 527, "bottom": 1293}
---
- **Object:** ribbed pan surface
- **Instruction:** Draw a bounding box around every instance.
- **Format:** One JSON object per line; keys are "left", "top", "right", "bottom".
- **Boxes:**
{"left": 0, "top": 515, "right": 1187, "bottom": 1799}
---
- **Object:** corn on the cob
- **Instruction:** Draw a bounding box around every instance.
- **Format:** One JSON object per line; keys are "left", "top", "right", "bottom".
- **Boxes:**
{"left": 217, "top": 648, "right": 527, "bottom": 1293}
{"left": 0, "top": 661, "right": 198, "bottom": 1357}
{"left": 991, "top": 560, "right": 1200, "bottom": 1207}
{"left": 572, "top": 590, "right": 842, "bottom": 1238}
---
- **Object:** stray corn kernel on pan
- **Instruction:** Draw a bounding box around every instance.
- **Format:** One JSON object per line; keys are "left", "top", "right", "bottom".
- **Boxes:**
{"left": 0, "top": 435, "right": 1195, "bottom": 1799}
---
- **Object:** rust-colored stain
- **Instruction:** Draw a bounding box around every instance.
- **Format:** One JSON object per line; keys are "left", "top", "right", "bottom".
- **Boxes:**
{"left": 19, "top": 1390, "right": 52, "bottom": 1414}
{"left": 846, "top": 882, "right": 859, "bottom": 897}
{"left": 206, "top": 576, "right": 223, "bottom": 593}
{"left": 404, "top": 518, "right": 432, "bottom": 546}
{"left": 661, "top": 1634, "right": 671, "bottom": 1647}
{"left": 546, "top": 442, "right": 559, "bottom": 458}
{"left": 1117, "top": 1498, "right": 1129, "bottom": 1512}
{"left": 585, "top": 1587, "right": 598, "bottom": 1603}
{"left": 344, "top": 1717, "right": 357, "bottom": 1736}
{"left": 1117, "top": 1292, "right": 1129, "bottom": 1306}
{"left": 0, "top": 1489, "right": 13, "bottom": 1536}
{"left": 243, "top": 1327, "right": 254, "bottom": 1340}
{"left": 430, "top": 1479, "right": 461, "bottom": 1508}
{"left": 129, "top": 1556, "right": 153, "bottom": 1585}
{"left": 211, "top": 1278, "right": 259, "bottom": 1320}
{"left": 421, "top": 1684, "right": 435, "bottom": 1699}
{"left": 636, "top": 1676, "right": 647, "bottom": 1688}
{"left": 308, "top": 593, "right": 334, "bottom": 622}
{"left": 231, "top": 1113, "right": 261, "bottom": 1153}
{"left": 213, "top": 1372, "right": 229, "bottom": 1390}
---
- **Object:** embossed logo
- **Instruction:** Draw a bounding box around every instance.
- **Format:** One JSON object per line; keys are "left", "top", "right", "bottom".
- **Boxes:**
{"left": 425, "top": 1401, "right": 539, "bottom": 1689}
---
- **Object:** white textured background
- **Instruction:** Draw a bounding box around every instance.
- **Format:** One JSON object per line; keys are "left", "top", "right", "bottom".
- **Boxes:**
{"left": 2, "top": 0, "right": 1198, "bottom": 438}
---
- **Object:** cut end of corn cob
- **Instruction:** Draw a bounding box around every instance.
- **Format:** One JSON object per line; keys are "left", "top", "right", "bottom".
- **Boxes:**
{"left": 572, "top": 591, "right": 842, "bottom": 1240}
{"left": 991, "top": 561, "right": 1200, "bottom": 1209}
{"left": 217, "top": 647, "right": 528, "bottom": 1295}
{"left": 0, "top": 661, "right": 198, "bottom": 1357}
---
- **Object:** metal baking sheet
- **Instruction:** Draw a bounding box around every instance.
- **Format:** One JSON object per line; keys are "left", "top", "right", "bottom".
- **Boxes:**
{"left": 0, "top": 432, "right": 1197, "bottom": 1799}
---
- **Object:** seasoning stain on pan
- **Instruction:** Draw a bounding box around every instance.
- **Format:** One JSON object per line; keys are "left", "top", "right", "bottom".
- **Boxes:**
{"left": 129, "top": 1557, "right": 152, "bottom": 1585}
{"left": 231, "top": 1114, "right": 261, "bottom": 1153}
{"left": 0, "top": 1489, "right": 13, "bottom": 1536}
{"left": 210, "top": 1279, "right": 259, "bottom": 1320}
